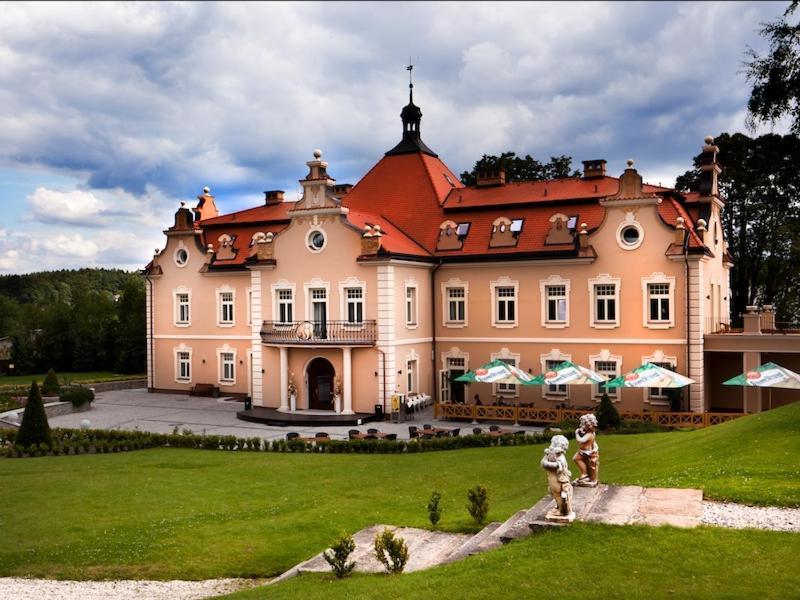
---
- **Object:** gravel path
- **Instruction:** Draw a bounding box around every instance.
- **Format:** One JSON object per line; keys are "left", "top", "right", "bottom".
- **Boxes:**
{"left": 0, "top": 577, "right": 259, "bottom": 600}
{"left": 702, "top": 501, "right": 800, "bottom": 532}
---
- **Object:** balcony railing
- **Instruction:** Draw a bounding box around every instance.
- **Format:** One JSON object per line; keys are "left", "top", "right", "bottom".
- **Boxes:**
{"left": 261, "top": 320, "right": 377, "bottom": 346}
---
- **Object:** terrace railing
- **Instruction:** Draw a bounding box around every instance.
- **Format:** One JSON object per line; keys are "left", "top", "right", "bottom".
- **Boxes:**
{"left": 261, "top": 320, "right": 377, "bottom": 346}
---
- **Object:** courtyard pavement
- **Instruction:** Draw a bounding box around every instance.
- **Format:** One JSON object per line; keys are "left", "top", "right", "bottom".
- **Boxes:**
{"left": 47, "top": 388, "right": 545, "bottom": 441}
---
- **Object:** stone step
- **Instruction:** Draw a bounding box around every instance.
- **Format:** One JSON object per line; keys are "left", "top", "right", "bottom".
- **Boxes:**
{"left": 442, "top": 521, "right": 503, "bottom": 564}
{"left": 492, "top": 509, "right": 534, "bottom": 543}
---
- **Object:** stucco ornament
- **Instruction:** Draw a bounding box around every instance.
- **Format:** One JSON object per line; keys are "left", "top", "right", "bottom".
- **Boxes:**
{"left": 540, "top": 435, "right": 575, "bottom": 522}
{"left": 573, "top": 413, "right": 600, "bottom": 487}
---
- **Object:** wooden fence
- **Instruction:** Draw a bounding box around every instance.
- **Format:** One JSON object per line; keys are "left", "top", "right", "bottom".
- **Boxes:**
{"left": 433, "top": 403, "right": 743, "bottom": 429}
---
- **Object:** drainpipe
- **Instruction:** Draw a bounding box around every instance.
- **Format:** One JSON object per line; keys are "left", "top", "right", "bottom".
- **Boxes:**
{"left": 431, "top": 260, "right": 443, "bottom": 404}
{"left": 145, "top": 275, "right": 155, "bottom": 392}
{"left": 682, "top": 230, "right": 691, "bottom": 413}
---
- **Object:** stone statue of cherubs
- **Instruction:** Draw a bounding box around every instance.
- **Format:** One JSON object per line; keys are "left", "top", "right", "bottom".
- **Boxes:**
{"left": 573, "top": 413, "right": 599, "bottom": 487}
{"left": 540, "top": 434, "right": 575, "bottom": 521}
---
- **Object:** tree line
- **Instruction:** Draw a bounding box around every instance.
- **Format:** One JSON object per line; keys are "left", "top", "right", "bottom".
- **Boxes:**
{"left": 0, "top": 269, "right": 145, "bottom": 375}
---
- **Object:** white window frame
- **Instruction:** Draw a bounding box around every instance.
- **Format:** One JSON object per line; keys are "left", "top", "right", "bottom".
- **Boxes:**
{"left": 490, "top": 347, "right": 521, "bottom": 398}
{"left": 216, "top": 285, "right": 236, "bottom": 328}
{"left": 338, "top": 276, "right": 367, "bottom": 327}
{"left": 440, "top": 347, "right": 470, "bottom": 403}
{"left": 406, "top": 349, "right": 419, "bottom": 394}
{"left": 271, "top": 279, "right": 296, "bottom": 326}
{"left": 442, "top": 277, "right": 468, "bottom": 328}
{"left": 173, "top": 240, "right": 190, "bottom": 268}
{"left": 641, "top": 273, "right": 676, "bottom": 329}
{"left": 642, "top": 351, "right": 678, "bottom": 406}
{"left": 303, "top": 277, "right": 331, "bottom": 321}
{"left": 216, "top": 344, "right": 237, "bottom": 386}
{"left": 616, "top": 211, "right": 644, "bottom": 251}
{"left": 590, "top": 350, "right": 622, "bottom": 401}
{"left": 540, "top": 349, "right": 572, "bottom": 400}
{"left": 174, "top": 343, "right": 192, "bottom": 384}
{"left": 173, "top": 286, "right": 191, "bottom": 328}
{"left": 405, "top": 280, "right": 419, "bottom": 329}
{"left": 540, "top": 275, "right": 570, "bottom": 329}
{"left": 490, "top": 276, "right": 519, "bottom": 328}
{"left": 588, "top": 274, "right": 621, "bottom": 329}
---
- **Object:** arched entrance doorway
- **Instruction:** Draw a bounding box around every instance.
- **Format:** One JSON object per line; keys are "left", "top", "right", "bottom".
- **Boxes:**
{"left": 307, "top": 357, "right": 335, "bottom": 410}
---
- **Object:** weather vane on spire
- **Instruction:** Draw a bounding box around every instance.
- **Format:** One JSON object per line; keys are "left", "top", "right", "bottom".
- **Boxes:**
{"left": 406, "top": 59, "right": 414, "bottom": 103}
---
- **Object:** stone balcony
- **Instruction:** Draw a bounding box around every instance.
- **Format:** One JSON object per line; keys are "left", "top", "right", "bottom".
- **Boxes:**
{"left": 260, "top": 320, "right": 377, "bottom": 346}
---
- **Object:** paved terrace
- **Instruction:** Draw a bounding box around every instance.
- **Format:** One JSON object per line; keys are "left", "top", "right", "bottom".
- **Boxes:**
{"left": 46, "top": 389, "right": 545, "bottom": 440}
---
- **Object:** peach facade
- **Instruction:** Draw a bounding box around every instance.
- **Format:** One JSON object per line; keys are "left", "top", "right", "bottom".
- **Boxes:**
{"left": 144, "top": 96, "right": 755, "bottom": 415}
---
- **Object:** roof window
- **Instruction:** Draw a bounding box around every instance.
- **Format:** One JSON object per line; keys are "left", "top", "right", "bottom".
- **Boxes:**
{"left": 489, "top": 217, "right": 522, "bottom": 248}
{"left": 436, "top": 220, "right": 468, "bottom": 251}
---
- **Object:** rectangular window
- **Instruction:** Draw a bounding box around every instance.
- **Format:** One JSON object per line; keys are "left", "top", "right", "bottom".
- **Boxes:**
{"left": 220, "top": 291, "right": 234, "bottom": 324}
{"left": 407, "top": 359, "right": 417, "bottom": 393}
{"left": 345, "top": 287, "right": 364, "bottom": 324}
{"left": 497, "top": 358, "right": 517, "bottom": 395}
{"left": 496, "top": 286, "right": 516, "bottom": 323}
{"left": 176, "top": 293, "right": 190, "bottom": 325}
{"left": 546, "top": 360, "right": 567, "bottom": 395}
{"left": 595, "top": 360, "right": 618, "bottom": 398}
{"left": 649, "top": 362, "right": 673, "bottom": 400}
{"left": 405, "top": 287, "right": 417, "bottom": 326}
{"left": 648, "top": 283, "right": 671, "bottom": 322}
{"left": 221, "top": 352, "right": 235, "bottom": 383}
{"left": 177, "top": 352, "right": 191, "bottom": 382}
{"left": 546, "top": 285, "right": 567, "bottom": 323}
{"left": 277, "top": 289, "right": 293, "bottom": 324}
{"left": 447, "top": 287, "right": 465, "bottom": 323}
{"left": 594, "top": 284, "right": 616, "bottom": 323}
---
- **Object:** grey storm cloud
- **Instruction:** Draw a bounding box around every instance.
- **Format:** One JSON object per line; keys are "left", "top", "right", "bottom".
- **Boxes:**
{"left": 0, "top": 1, "right": 788, "bottom": 207}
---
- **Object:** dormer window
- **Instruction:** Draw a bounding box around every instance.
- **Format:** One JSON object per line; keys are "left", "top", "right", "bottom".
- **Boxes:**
{"left": 456, "top": 223, "right": 470, "bottom": 238}
{"left": 545, "top": 213, "right": 574, "bottom": 245}
{"left": 489, "top": 217, "right": 522, "bottom": 248}
{"left": 436, "top": 220, "right": 468, "bottom": 251}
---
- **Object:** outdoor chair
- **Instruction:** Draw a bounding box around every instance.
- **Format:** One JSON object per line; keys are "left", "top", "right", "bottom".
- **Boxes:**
{"left": 436, "top": 430, "right": 448, "bottom": 438}
{"left": 408, "top": 426, "right": 419, "bottom": 439}
{"left": 423, "top": 423, "right": 432, "bottom": 430}
{"left": 450, "top": 428, "right": 460, "bottom": 437}
{"left": 472, "top": 427, "right": 483, "bottom": 435}
{"left": 367, "top": 428, "right": 379, "bottom": 434}
{"left": 286, "top": 432, "right": 300, "bottom": 441}
{"left": 489, "top": 425, "right": 500, "bottom": 432}
{"left": 348, "top": 429, "right": 360, "bottom": 440}
{"left": 315, "top": 432, "right": 329, "bottom": 439}
{"left": 385, "top": 433, "right": 397, "bottom": 441}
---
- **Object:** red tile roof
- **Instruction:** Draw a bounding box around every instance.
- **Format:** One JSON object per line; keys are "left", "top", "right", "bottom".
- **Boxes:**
{"left": 200, "top": 201, "right": 294, "bottom": 226}
{"left": 345, "top": 210, "right": 432, "bottom": 258}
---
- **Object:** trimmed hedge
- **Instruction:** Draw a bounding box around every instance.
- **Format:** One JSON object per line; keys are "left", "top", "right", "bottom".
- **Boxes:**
{"left": 59, "top": 386, "right": 95, "bottom": 408}
{"left": 0, "top": 428, "right": 562, "bottom": 458}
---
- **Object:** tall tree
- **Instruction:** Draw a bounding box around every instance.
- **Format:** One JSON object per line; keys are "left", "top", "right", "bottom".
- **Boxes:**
{"left": 115, "top": 276, "right": 146, "bottom": 374}
{"left": 746, "top": 2, "right": 800, "bottom": 133}
{"left": 460, "top": 152, "right": 580, "bottom": 185}
{"left": 675, "top": 132, "right": 800, "bottom": 323}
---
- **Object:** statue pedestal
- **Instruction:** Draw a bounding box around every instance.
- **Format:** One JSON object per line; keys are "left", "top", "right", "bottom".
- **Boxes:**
{"left": 545, "top": 508, "right": 576, "bottom": 523}
{"left": 574, "top": 479, "right": 598, "bottom": 488}
{"left": 290, "top": 394, "right": 297, "bottom": 412}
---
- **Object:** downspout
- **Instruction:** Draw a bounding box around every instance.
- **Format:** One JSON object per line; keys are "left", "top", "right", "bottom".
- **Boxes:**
{"left": 682, "top": 230, "right": 691, "bottom": 413}
{"left": 145, "top": 275, "right": 155, "bottom": 393}
{"left": 431, "top": 260, "right": 443, "bottom": 404}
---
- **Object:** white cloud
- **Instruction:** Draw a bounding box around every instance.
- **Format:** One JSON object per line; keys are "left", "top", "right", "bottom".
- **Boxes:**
{"left": 26, "top": 187, "right": 106, "bottom": 225}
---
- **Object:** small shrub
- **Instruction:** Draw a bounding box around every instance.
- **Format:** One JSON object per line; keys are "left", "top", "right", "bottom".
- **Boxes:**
{"left": 16, "top": 382, "right": 52, "bottom": 448}
{"left": 323, "top": 533, "right": 357, "bottom": 579}
{"left": 597, "top": 393, "right": 621, "bottom": 430}
{"left": 427, "top": 491, "right": 442, "bottom": 527}
{"left": 466, "top": 485, "right": 489, "bottom": 525}
{"left": 42, "top": 369, "right": 61, "bottom": 396}
{"left": 59, "top": 386, "right": 95, "bottom": 408}
{"left": 374, "top": 528, "right": 408, "bottom": 574}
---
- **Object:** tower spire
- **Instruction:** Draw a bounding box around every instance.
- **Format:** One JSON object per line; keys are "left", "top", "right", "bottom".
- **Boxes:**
{"left": 407, "top": 60, "right": 414, "bottom": 104}
{"left": 384, "top": 63, "right": 437, "bottom": 157}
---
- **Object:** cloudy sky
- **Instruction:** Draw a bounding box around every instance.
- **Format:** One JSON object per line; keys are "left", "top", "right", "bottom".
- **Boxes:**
{"left": 0, "top": 1, "right": 789, "bottom": 274}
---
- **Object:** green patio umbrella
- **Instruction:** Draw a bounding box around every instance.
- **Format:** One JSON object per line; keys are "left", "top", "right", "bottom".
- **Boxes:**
{"left": 528, "top": 361, "right": 606, "bottom": 386}
{"left": 722, "top": 362, "right": 800, "bottom": 389}
{"left": 454, "top": 359, "right": 534, "bottom": 385}
{"left": 723, "top": 362, "right": 800, "bottom": 410}
{"left": 605, "top": 363, "right": 694, "bottom": 388}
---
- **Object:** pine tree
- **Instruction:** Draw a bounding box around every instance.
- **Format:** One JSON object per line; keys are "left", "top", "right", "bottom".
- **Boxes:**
{"left": 41, "top": 368, "right": 60, "bottom": 396}
{"left": 596, "top": 393, "right": 621, "bottom": 431}
{"left": 16, "top": 381, "right": 52, "bottom": 448}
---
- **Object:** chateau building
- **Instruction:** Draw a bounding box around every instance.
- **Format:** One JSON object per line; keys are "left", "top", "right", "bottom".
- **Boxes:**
{"left": 144, "top": 85, "right": 794, "bottom": 416}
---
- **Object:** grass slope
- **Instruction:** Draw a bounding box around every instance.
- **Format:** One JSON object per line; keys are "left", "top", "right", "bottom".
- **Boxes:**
{"left": 0, "top": 371, "right": 145, "bottom": 390}
{"left": 221, "top": 524, "right": 800, "bottom": 600}
{"left": 0, "top": 402, "right": 797, "bottom": 580}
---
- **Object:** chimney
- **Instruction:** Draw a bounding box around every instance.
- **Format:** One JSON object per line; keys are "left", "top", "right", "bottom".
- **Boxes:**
{"left": 476, "top": 168, "right": 506, "bottom": 187}
{"left": 582, "top": 159, "right": 607, "bottom": 179}
{"left": 698, "top": 135, "right": 721, "bottom": 198}
{"left": 264, "top": 190, "right": 285, "bottom": 205}
{"left": 743, "top": 306, "right": 761, "bottom": 334}
{"left": 760, "top": 304, "right": 776, "bottom": 330}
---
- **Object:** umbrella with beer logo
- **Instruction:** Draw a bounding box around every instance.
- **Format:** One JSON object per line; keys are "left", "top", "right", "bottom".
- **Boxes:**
{"left": 605, "top": 363, "right": 695, "bottom": 388}
{"left": 722, "top": 362, "right": 800, "bottom": 389}
{"left": 454, "top": 359, "right": 534, "bottom": 385}
{"left": 528, "top": 361, "right": 607, "bottom": 386}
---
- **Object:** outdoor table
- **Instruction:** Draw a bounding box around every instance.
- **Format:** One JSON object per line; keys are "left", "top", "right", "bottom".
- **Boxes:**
{"left": 297, "top": 436, "right": 330, "bottom": 443}
{"left": 351, "top": 432, "right": 389, "bottom": 440}
{"left": 418, "top": 427, "right": 451, "bottom": 437}
{"left": 486, "top": 429, "right": 519, "bottom": 437}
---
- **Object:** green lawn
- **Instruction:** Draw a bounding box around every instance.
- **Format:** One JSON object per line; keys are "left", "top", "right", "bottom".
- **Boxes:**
{"left": 0, "top": 401, "right": 797, "bottom": 581}
{"left": 221, "top": 524, "right": 800, "bottom": 600}
{"left": 0, "top": 371, "right": 145, "bottom": 390}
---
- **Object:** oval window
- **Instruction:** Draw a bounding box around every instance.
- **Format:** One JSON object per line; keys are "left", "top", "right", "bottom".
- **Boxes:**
{"left": 175, "top": 248, "right": 189, "bottom": 266}
{"left": 621, "top": 226, "right": 640, "bottom": 246}
{"left": 307, "top": 230, "right": 326, "bottom": 252}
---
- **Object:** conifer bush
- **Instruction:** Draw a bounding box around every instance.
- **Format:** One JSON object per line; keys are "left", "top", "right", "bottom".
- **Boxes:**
{"left": 59, "top": 386, "right": 94, "bottom": 408}
{"left": 466, "top": 485, "right": 489, "bottom": 525}
{"left": 597, "top": 393, "right": 621, "bottom": 430}
{"left": 427, "top": 491, "right": 442, "bottom": 527}
{"left": 374, "top": 528, "right": 408, "bottom": 574}
{"left": 16, "top": 381, "right": 52, "bottom": 449}
{"left": 323, "top": 533, "right": 356, "bottom": 579}
{"left": 41, "top": 368, "right": 61, "bottom": 396}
